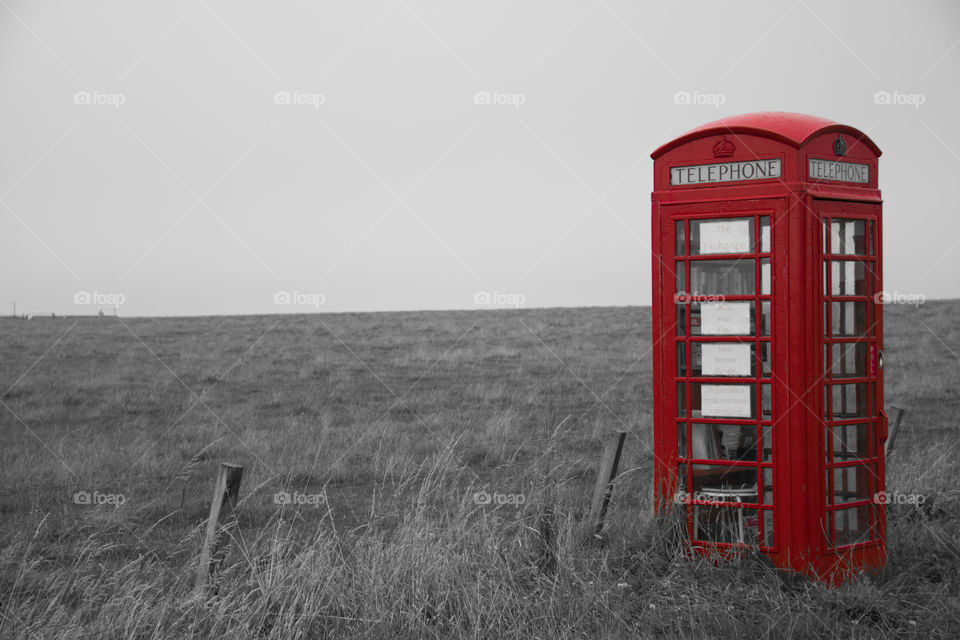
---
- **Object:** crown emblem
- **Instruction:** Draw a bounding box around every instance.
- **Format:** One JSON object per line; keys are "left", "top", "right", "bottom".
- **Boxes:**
{"left": 712, "top": 136, "right": 735, "bottom": 158}
{"left": 833, "top": 135, "right": 846, "bottom": 156}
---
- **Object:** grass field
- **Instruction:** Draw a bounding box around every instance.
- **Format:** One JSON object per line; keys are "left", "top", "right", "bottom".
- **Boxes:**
{"left": 1, "top": 302, "right": 959, "bottom": 638}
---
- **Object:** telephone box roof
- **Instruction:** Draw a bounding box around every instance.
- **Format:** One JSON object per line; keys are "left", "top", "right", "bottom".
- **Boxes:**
{"left": 651, "top": 111, "right": 882, "bottom": 159}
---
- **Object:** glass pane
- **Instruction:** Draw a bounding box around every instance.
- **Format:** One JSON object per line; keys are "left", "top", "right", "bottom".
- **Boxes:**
{"left": 830, "top": 342, "right": 867, "bottom": 378}
{"left": 760, "top": 342, "right": 771, "bottom": 376}
{"left": 692, "top": 383, "right": 755, "bottom": 419}
{"left": 830, "top": 301, "right": 870, "bottom": 337}
{"left": 831, "top": 383, "right": 870, "bottom": 418}
{"left": 675, "top": 261, "right": 685, "bottom": 295}
{"left": 691, "top": 464, "right": 758, "bottom": 510}
{"left": 832, "top": 465, "right": 873, "bottom": 504}
{"left": 677, "top": 383, "right": 687, "bottom": 417}
{"left": 761, "top": 258, "right": 771, "bottom": 295}
{"left": 833, "top": 504, "right": 874, "bottom": 546}
{"left": 691, "top": 302, "right": 756, "bottom": 336}
{"left": 677, "top": 423, "right": 687, "bottom": 458}
{"left": 761, "top": 426, "right": 773, "bottom": 462}
{"left": 830, "top": 260, "right": 870, "bottom": 296}
{"left": 763, "top": 510, "right": 774, "bottom": 547}
{"left": 676, "top": 304, "right": 686, "bottom": 336}
{"left": 692, "top": 423, "right": 757, "bottom": 462}
{"left": 675, "top": 220, "right": 685, "bottom": 255}
{"left": 693, "top": 504, "right": 758, "bottom": 544}
{"left": 760, "top": 217, "right": 770, "bottom": 253}
{"left": 690, "top": 218, "right": 754, "bottom": 255}
{"left": 760, "top": 301, "right": 771, "bottom": 336}
{"left": 761, "top": 384, "right": 772, "bottom": 419}
{"left": 677, "top": 342, "right": 686, "bottom": 377}
{"left": 691, "top": 260, "right": 755, "bottom": 296}
{"left": 692, "top": 342, "right": 754, "bottom": 377}
{"left": 761, "top": 468, "right": 773, "bottom": 505}
{"left": 867, "top": 220, "right": 875, "bottom": 256}
{"left": 830, "top": 219, "right": 868, "bottom": 256}
{"left": 830, "top": 424, "right": 872, "bottom": 462}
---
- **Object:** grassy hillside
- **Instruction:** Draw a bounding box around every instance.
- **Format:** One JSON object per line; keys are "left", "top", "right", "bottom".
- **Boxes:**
{"left": 1, "top": 302, "right": 958, "bottom": 638}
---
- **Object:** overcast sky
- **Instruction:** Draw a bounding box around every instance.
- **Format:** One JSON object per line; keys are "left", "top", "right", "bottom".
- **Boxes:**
{"left": 1, "top": 1, "right": 958, "bottom": 316}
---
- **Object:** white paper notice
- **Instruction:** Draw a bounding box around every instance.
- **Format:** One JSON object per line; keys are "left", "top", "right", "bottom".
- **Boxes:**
{"left": 702, "top": 343, "right": 751, "bottom": 376}
{"left": 701, "top": 384, "right": 752, "bottom": 418}
{"left": 701, "top": 302, "right": 751, "bottom": 335}
{"left": 700, "top": 220, "right": 750, "bottom": 254}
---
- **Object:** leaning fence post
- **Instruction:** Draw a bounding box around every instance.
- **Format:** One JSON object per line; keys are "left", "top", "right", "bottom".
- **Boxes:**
{"left": 195, "top": 462, "right": 243, "bottom": 595}
{"left": 885, "top": 406, "right": 906, "bottom": 457}
{"left": 588, "top": 430, "right": 627, "bottom": 536}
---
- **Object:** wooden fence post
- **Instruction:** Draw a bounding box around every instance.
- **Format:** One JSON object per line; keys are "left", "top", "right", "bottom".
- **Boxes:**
{"left": 588, "top": 430, "right": 627, "bottom": 536}
{"left": 195, "top": 462, "right": 243, "bottom": 595}
{"left": 885, "top": 406, "right": 906, "bottom": 457}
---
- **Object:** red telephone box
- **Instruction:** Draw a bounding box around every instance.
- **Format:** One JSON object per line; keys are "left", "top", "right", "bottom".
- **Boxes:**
{"left": 650, "top": 112, "right": 886, "bottom": 583}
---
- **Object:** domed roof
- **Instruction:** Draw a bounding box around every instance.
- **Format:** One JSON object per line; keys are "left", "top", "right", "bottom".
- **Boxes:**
{"left": 651, "top": 112, "right": 881, "bottom": 158}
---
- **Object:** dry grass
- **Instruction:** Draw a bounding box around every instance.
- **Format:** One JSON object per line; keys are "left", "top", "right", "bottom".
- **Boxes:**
{"left": 1, "top": 303, "right": 958, "bottom": 638}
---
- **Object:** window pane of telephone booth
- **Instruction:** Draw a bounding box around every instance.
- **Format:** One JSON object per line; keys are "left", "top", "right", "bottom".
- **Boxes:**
{"left": 692, "top": 342, "right": 754, "bottom": 377}
{"left": 677, "top": 423, "right": 688, "bottom": 458}
{"left": 831, "top": 383, "right": 870, "bottom": 418}
{"left": 830, "top": 219, "right": 868, "bottom": 256}
{"left": 675, "top": 261, "right": 685, "bottom": 294}
{"left": 692, "top": 423, "right": 757, "bottom": 461}
{"left": 692, "top": 464, "right": 757, "bottom": 494}
{"left": 830, "top": 301, "right": 870, "bottom": 337}
{"left": 829, "top": 342, "right": 867, "bottom": 377}
{"left": 832, "top": 465, "right": 873, "bottom": 504}
{"left": 762, "top": 468, "right": 773, "bottom": 505}
{"left": 760, "top": 217, "right": 770, "bottom": 253}
{"left": 692, "top": 383, "right": 756, "bottom": 419}
{"left": 830, "top": 260, "right": 870, "bottom": 296}
{"left": 690, "top": 218, "right": 754, "bottom": 255}
{"left": 691, "top": 302, "right": 755, "bottom": 336}
{"left": 694, "top": 505, "right": 759, "bottom": 545}
{"left": 691, "top": 260, "right": 755, "bottom": 296}
{"left": 675, "top": 220, "right": 686, "bottom": 255}
{"left": 829, "top": 423, "right": 871, "bottom": 463}
{"left": 833, "top": 504, "right": 874, "bottom": 547}
{"left": 761, "top": 425, "right": 773, "bottom": 462}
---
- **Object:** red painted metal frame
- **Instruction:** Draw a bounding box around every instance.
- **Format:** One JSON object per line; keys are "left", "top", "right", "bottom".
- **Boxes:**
{"left": 650, "top": 113, "right": 883, "bottom": 584}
